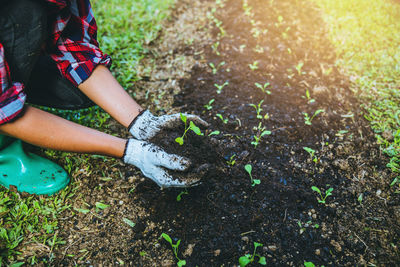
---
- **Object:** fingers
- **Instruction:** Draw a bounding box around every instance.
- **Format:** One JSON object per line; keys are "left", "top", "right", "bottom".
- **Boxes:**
{"left": 141, "top": 165, "right": 192, "bottom": 189}
{"left": 183, "top": 114, "right": 209, "bottom": 127}
{"left": 149, "top": 145, "right": 191, "bottom": 171}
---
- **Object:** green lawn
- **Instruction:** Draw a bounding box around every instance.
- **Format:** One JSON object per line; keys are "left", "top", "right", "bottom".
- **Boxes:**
{"left": 312, "top": 0, "right": 400, "bottom": 190}
{"left": 0, "top": 0, "right": 174, "bottom": 265}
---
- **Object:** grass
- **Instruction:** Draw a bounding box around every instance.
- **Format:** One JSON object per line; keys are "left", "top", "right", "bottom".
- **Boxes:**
{"left": 0, "top": 0, "right": 174, "bottom": 264}
{"left": 311, "top": 0, "right": 400, "bottom": 182}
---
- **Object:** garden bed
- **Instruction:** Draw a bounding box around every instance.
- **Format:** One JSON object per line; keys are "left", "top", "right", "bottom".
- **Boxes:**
{"left": 42, "top": 0, "right": 400, "bottom": 265}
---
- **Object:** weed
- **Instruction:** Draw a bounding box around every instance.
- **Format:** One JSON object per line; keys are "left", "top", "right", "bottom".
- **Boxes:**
{"left": 216, "top": 113, "right": 228, "bottom": 124}
{"left": 161, "top": 233, "right": 186, "bottom": 266}
{"left": 239, "top": 242, "right": 266, "bottom": 266}
{"left": 209, "top": 61, "right": 226, "bottom": 74}
{"left": 175, "top": 113, "right": 204, "bottom": 145}
{"left": 255, "top": 82, "right": 271, "bottom": 95}
{"left": 214, "top": 81, "right": 229, "bottom": 94}
{"left": 303, "top": 109, "right": 324, "bottom": 125}
{"left": 244, "top": 164, "right": 260, "bottom": 186}
{"left": 204, "top": 99, "right": 215, "bottom": 110}
{"left": 311, "top": 186, "right": 334, "bottom": 204}
{"left": 248, "top": 61, "right": 259, "bottom": 71}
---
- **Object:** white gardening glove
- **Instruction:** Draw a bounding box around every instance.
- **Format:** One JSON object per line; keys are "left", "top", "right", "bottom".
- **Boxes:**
{"left": 123, "top": 139, "right": 199, "bottom": 188}
{"left": 129, "top": 110, "right": 208, "bottom": 140}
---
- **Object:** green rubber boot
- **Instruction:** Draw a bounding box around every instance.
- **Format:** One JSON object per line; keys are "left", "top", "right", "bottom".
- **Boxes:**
{"left": 0, "top": 135, "right": 70, "bottom": 195}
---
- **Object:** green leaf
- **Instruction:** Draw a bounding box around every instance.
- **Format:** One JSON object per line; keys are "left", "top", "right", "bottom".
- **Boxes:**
{"left": 123, "top": 218, "right": 136, "bottom": 228}
{"left": 239, "top": 255, "right": 252, "bottom": 267}
{"left": 189, "top": 121, "right": 203, "bottom": 135}
{"left": 208, "top": 130, "right": 220, "bottom": 136}
{"left": 254, "top": 242, "right": 263, "bottom": 248}
{"left": 161, "top": 233, "right": 172, "bottom": 245}
{"left": 74, "top": 208, "right": 90, "bottom": 214}
{"left": 175, "top": 137, "right": 184, "bottom": 145}
{"left": 244, "top": 164, "right": 252, "bottom": 175}
{"left": 177, "top": 260, "right": 186, "bottom": 267}
{"left": 180, "top": 113, "right": 187, "bottom": 124}
{"left": 261, "top": 130, "right": 272, "bottom": 137}
{"left": 304, "top": 261, "right": 316, "bottom": 267}
{"left": 311, "top": 186, "right": 321, "bottom": 194}
{"left": 314, "top": 109, "right": 325, "bottom": 116}
{"left": 252, "top": 179, "right": 261, "bottom": 186}
{"left": 9, "top": 262, "right": 25, "bottom": 267}
{"left": 258, "top": 256, "right": 267, "bottom": 265}
{"left": 326, "top": 188, "right": 334, "bottom": 194}
{"left": 95, "top": 202, "right": 109, "bottom": 210}
{"left": 390, "top": 177, "right": 399, "bottom": 186}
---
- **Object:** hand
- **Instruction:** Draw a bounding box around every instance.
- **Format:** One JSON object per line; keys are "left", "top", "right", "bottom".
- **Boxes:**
{"left": 123, "top": 139, "right": 199, "bottom": 188}
{"left": 129, "top": 110, "right": 208, "bottom": 140}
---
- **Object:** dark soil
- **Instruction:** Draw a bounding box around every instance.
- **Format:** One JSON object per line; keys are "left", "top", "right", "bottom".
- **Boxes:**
{"left": 44, "top": 0, "right": 400, "bottom": 266}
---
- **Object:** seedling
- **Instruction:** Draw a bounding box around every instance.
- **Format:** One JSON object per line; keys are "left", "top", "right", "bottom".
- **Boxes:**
{"left": 311, "top": 186, "right": 333, "bottom": 204}
{"left": 358, "top": 193, "right": 363, "bottom": 205}
{"left": 304, "top": 261, "right": 316, "bottom": 267}
{"left": 209, "top": 61, "right": 225, "bottom": 74}
{"left": 248, "top": 61, "right": 259, "bottom": 71}
{"left": 250, "top": 100, "right": 264, "bottom": 119}
{"left": 176, "top": 189, "right": 189, "bottom": 201}
{"left": 295, "top": 61, "right": 305, "bottom": 75}
{"left": 216, "top": 113, "right": 228, "bottom": 124}
{"left": 303, "top": 109, "right": 324, "bottom": 125}
{"left": 239, "top": 242, "right": 266, "bottom": 266}
{"left": 302, "top": 89, "right": 315, "bottom": 104}
{"left": 245, "top": 164, "right": 260, "bottom": 186}
{"left": 253, "top": 45, "right": 264, "bottom": 54}
{"left": 161, "top": 233, "right": 186, "bottom": 267}
{"left": 211, "top": 41, "right": 220, "bottom": 56}
{"left": 303, "top": 147, "right": 318, "bottom": 163}
{"left": 204, "top": 99, "right": 215, "bottom": 110}
{"left": 251, "top": 128, "right": 271, "bottom": 148}
{"left": 175, "top": 113, "right": 203, "bottom": 145}
{"left": 226, "top": 154, "right": 236, "bottom": 166}
{"left": 297, "top": 220, "right": 319, "bottom": 234}
{"left": 255, "top": 82, "right": 271, "bottom": 94}
{"left": 214, "top": 81, "right": 229, "bottom": 94}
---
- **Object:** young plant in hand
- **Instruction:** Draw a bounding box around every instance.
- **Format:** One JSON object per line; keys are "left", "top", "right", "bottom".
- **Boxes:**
{"left": 175, "top": 113, "right": 203, "bottom": 145}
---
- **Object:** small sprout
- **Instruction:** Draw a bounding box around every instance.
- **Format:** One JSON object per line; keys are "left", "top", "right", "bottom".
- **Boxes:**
{"left": 245, "top": 164, "right": 260, "bottom": 186}
{"left": 303, "top": 147, "right": 318, "bottom": 163}
{"left": 311, "top": 186, "right": 333, "bottom": 204}
{"left": 302, "top": 89, "right": 315, "bottom": 104}
{"left": 239, "top": 44, "right": 246, "bottom": 53}
{"left": 209, "top": 61, "right": 226, "bottom": 74}
{"left": 95, "top": 202, "right": 109, "bottom": 212}
{"left": 214, "top": 81, "right": 229, "bottom": 94}
{"left": 175, "top": 113, "right": 204, "bottom": 146}
{"left": 204, "top": 99, "right": 215, "bottom": 110}
{"left": 297, "top": 221, "right": 306, "bottom": 234}
{"left": 248, "top": 61, "right": 259, "bottom": 71}
{"left": 250, "top": 100, "right": 264, "bottom": 119}
{"left": 303, "top": 109, "right": 324, "bottom": 125}
{"left": 216, "top": 113, "right": 228, "bottom": 124}
{"left": 239, "top": 242, "right": 266, "bottom": 266}
{"left": 212, "top": 41, "right": 220, "bottom": 56}
{"left": 123, "top": 218, "right": 136, "bottom": 228}
{"left": 251, "top": 130, "right": 271, "bottom": 148}
{"left": 161, "top": 233, "right": 186, "bottom": 266}
{"left": 176, "top": 190, "right": 189, "bottom": 202}
{"left": 253, "top": 45, "right": 264, "bottom": 53}
{"left": 295, "top": 61, "right": 305, "bottom": 75}
{"left": 358, "top": 193, "right": 363, "bottom": 205}
{"left": 255, "top": 82, "right": 271, "bottom": 94}
{"left": 227, "top": 154, "right": 236, "bottom": 166}
{"left": 208, "top": 130, "right": 220, "bottom": 136}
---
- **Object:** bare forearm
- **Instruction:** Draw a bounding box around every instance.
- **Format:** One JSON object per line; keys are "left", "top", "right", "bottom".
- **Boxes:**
{"left": 78, "top": 65, "right": 143, "bottom": 128}
{"left": 0, "top": 106, "right": 126, "bottom": 158}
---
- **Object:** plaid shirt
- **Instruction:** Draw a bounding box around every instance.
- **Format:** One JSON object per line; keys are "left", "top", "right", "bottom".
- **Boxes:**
{"left": 0, "top": 0, "right": 111, "bottom": 125}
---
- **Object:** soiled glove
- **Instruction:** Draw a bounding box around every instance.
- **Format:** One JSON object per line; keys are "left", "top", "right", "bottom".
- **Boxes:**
{"left": 123, "top": 139, "right": 198, "bottom": 188}
{"left": 129, "top": 110, "right": 208, "bottom": 140}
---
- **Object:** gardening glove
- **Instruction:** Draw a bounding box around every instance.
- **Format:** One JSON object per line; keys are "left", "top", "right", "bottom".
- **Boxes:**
{"left": 123, "top": 139, "right": 199, "bottom": 188}
{"left": 129, "top": 110, "right": 208, "bottom": 140}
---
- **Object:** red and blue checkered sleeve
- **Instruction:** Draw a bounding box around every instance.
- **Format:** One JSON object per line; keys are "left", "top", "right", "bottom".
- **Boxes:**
{"left": 0, "top": 43, "right": 26, "bottom": 125}
{"left": 49, "top": 0, "right": 111, "bottom": 87}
